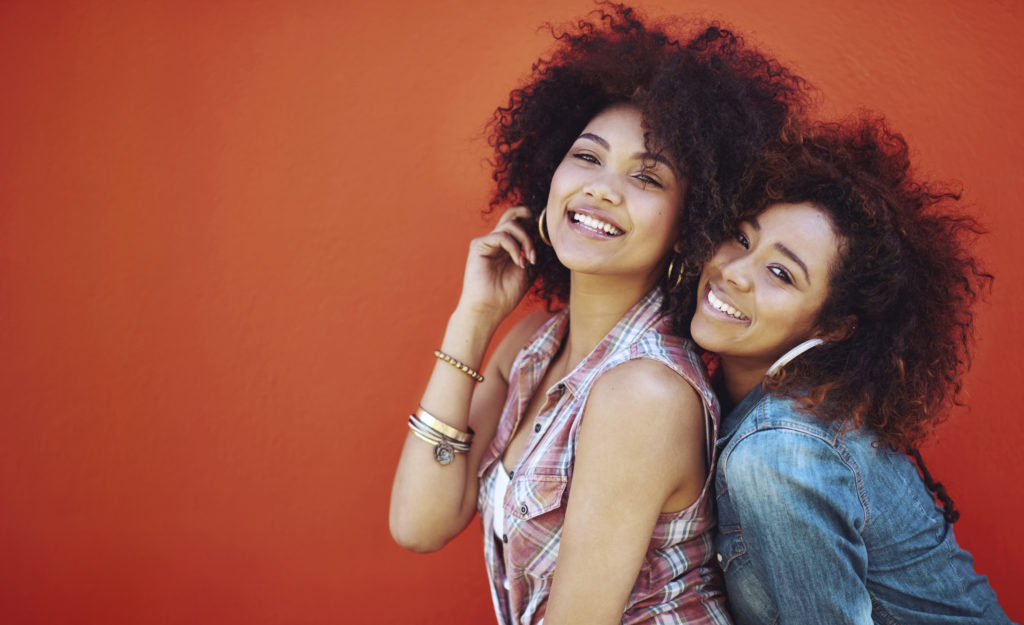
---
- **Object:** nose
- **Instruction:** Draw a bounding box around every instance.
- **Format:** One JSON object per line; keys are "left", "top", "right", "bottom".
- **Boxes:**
{"left": 583, "top": 173, "right": 621, "bottom": 205}
{"left": 718, "top": 251, "right": 753, "bottom": 291}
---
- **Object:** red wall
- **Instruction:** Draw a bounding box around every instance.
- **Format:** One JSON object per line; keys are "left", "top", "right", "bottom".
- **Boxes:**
{"left": 0, "top": 1, "right": 1020, "bottom": 623}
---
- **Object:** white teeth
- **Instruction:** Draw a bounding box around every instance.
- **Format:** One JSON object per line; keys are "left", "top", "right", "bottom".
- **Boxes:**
{"left": 708, "top": 289, "right": 748, "bottom": 320}
{"left": 572, "top": 212, "right": 623, "bottom": 236}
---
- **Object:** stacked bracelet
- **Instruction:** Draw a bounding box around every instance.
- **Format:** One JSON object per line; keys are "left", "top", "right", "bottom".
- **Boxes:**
{"left": 416, "top": 407, "right": 474, "bottom": 443}
{"left": 408, "top": 407, "right": 473, "bottom": 466}
{"left": 434, "top": 350, "right": 484, "bottom": 383}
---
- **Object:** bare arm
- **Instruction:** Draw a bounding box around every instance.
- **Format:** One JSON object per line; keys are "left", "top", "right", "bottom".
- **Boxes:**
{"left": 543, "top": 359, "right": 708, "bottom": 624}
{"left": 388, "top": 206, "right": 543, "bottom": 552}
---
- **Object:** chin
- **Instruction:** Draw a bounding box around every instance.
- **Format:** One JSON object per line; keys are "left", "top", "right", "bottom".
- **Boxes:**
{"left": 688, "top": 318, "right": 717, "bottom": 353}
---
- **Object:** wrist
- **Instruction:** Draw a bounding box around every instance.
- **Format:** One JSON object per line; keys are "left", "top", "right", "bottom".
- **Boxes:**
{"left": 440, "top": 308, "right": 499, "bottom": 368}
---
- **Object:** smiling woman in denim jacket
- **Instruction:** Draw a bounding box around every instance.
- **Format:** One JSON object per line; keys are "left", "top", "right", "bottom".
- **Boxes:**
{"left": 689, "top": 118, "right": 1013, "bottom": 624}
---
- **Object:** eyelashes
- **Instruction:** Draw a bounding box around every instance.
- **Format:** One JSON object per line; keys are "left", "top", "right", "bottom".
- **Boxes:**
{"left": 569, "top": 152, "right": 665, "bottom": 189}
{"left": 734, "top": 228, "right": 794, "bottom": 285}
{"left": 769, "top": 265, "right": 794, "bottom": 284}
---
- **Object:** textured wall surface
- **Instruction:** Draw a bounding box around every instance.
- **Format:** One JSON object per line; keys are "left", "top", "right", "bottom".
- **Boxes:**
{"left": 0, "top": 0, "right": 1021, "bottom": 623}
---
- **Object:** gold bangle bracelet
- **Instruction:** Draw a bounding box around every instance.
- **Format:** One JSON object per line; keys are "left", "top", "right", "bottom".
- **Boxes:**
{"left": 416, "top": 407, "right": 473, "bottom": 443}
{"left": 434, "top": 350, "right": 484, "bottom": 383}
{"left": 408, "top": 418, "right": 471, "bottom": 452}
{"left": 407, "top": 417, "right": 469, "bottom": 466}
{"left": 408, "top": 425, "right": 442, "bottom": 447}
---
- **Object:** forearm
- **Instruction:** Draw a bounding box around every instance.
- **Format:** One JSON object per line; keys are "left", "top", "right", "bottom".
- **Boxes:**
{"left": 389, "top": 205, "right": 536, "bottom": 552}
{"left": 388, "top": 308, "right": 504, "bottom": 552}
{"left": 420, "top": 308, "right": 496, "bottom": 426}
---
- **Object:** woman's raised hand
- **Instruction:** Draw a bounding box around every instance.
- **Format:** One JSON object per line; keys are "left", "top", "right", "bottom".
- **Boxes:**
{"left": 455, "top": 205, "right": 539, "bottom": 328}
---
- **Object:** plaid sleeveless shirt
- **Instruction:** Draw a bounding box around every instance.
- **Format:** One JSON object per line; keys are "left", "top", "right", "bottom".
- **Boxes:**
{"left": 477, "top": 289, "right": 731, "bottom": 625}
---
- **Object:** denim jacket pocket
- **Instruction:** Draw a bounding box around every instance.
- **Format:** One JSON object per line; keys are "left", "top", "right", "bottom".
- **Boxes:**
{"left": 716, "top": 525, "right": 747, "bottom": 572}
{"left": 714, "top": 481, "right": 747, "bottom": 571}
{"left": 716, "top": 528, "right": 778, "bottom": 624}
{"left": 716, "top": 485, "right": 778, "bottom": 624}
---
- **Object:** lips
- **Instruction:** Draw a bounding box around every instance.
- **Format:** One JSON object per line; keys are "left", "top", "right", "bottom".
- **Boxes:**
{"left": 707, "top": 287, "right": 749, "bottom": 321}
{"left": 568, "top": 210, "right": 624, "bottom": 237}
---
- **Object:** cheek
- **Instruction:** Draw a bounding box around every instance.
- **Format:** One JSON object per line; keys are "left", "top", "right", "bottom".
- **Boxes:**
{"left": 546, "top": 162, "right": 574, "bottom": 200}
{"left": 641, "top": 199, "right": 681, "bottom": 243}
{"left": 766, "top": 297, "right": 822, "bottom": 345}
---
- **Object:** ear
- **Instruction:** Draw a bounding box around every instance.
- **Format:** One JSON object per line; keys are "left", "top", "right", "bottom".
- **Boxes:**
{"left": 820, "top": 315, "right": 858, "bottom": 343}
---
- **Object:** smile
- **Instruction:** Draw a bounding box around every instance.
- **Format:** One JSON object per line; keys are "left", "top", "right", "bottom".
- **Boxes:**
{"left": 708, "top": 288, "right": 749, "bottom": 321}
{"left": 569, "top": 211, "right": 624, "bottom": 236}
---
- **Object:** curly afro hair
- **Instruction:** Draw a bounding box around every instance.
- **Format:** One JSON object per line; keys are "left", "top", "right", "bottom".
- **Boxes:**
{"left": 739, "top": 116, "right": 991, "bottom": 455}
{"left": 487, "top": 3, "right": 808, "bottom": 333}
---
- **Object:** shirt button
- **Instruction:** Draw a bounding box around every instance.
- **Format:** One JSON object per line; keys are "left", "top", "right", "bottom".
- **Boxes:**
{"left": 519, "top": 504, "right": 528, "bottom": 515}
{"left": 502, "top": 534, "right": 508, "bottom": 544}
{"left": 534, "top": 423, "right": 542, "bottom": 433}
{"left": 717, "top": 553, "right": 723, "bottom": 563}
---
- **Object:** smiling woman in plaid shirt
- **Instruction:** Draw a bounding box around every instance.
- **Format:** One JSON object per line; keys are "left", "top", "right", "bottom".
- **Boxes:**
{"left": 389, "top": 5, "right": 807, "bottom": 624}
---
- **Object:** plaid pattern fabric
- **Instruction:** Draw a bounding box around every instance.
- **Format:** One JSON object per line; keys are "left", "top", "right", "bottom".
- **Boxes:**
{"left": 477, "top": 289, "right": 732, "bottom": 625}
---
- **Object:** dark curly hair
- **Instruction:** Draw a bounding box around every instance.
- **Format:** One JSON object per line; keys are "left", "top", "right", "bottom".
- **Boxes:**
{"left": 487, "top": 3, "right": 808, "bottom": 333}
{"left": 737, "top": 116, "right": 990, "bottom": 460}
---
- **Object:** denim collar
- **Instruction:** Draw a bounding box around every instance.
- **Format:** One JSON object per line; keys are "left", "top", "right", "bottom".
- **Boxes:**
{"left": 717, "top": 383, "right": 766, "bottom": 449}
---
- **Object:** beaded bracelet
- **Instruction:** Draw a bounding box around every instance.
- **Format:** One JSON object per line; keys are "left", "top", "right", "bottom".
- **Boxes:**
{"left": 434, "top": 350, "right": 484, "bottom": 383}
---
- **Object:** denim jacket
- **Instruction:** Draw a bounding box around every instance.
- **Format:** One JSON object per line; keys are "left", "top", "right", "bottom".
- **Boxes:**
{"left": 715, "top": 385, "right": 1012, "bottom": 625}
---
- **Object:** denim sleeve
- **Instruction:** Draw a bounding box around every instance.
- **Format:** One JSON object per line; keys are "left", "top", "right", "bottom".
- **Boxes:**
{"left": 726, "top": 428, "right": 873, "bottom": 624}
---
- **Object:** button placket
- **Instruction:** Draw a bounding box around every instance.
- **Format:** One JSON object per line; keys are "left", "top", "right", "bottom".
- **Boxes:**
{"left": 529, "top": 382, "right": 564, "bottom": 441}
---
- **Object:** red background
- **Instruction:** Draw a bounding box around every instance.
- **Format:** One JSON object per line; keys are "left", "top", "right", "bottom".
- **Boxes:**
{"left": 1, "top": 1, "right": 1021, "bottom": 623}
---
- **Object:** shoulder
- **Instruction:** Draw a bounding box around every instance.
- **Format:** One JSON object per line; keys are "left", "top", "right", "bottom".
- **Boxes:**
{"left": 729, "top": 425, "right": 846, "bottom": 471}
{"left": 727, "top": 393, "right": 850, "bottom": 463}
{"left": 737, "top": 391, "right": 847, "bottom": 441}
{"left": 490, "top": 310, "right": 556, "bottom": 381}
{"left": 575, "top": 359, "right": 707, "bottom": 495}
{"left": 586, "top": 359, "right": 705, "bottom": 442}
{"left": 629, "top": 324, "right": 714, "bottom": 402}
{"left": 594, "top": 358, "right": 699, "bottom": 407}
{"left": 723, "top": 427, "right": 868, "bottom": 538}
{"left": 725, "top": 424, "right": 861, "bottom": 510}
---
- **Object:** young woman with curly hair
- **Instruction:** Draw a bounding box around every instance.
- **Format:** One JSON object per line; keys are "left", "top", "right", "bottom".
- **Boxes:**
{"left": 389, "top": 5, "right": 805, "bottom": 624}
{"left": 691, "top": 117, "right": 1012, "bottom": 624}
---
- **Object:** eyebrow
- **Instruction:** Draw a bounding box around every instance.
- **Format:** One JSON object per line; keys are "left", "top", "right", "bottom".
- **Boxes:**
{"left": 576, "top": 132, "right": 675, "bottom": 170}
{"left": 748, "top": 217, "right": 811, "bottom": 284}
{"left": 775, "top": 243, "right": 811, "bottom": 284}
{"left": 578, "top": 132, "right": 610, "bottom": 150}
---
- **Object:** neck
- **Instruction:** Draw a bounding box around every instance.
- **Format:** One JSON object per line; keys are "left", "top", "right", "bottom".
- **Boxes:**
{"left": 718, "top": 356, "right": 771, "bottom": 405}
{"left": 560, "top": 271, "right": 656, "bottom": 371}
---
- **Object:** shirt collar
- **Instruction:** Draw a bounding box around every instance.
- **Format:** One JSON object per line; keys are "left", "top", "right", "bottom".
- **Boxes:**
{"left": 520, "top": 288, "right": 668, "bottom": 397}
{"left": 717, "top": 383, "right": 766, "bottom": 448}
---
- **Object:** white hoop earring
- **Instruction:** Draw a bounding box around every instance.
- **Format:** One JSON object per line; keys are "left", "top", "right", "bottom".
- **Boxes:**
{"left": 766, "top": 338, "right": 824, "bottom": 377}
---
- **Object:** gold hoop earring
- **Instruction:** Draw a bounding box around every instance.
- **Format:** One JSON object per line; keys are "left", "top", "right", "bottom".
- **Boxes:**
{"left": 665, "top": 256, "right": 683, "bottom": 291}
{"left": 537, "top": 208, "right": 552, "bottom": 247}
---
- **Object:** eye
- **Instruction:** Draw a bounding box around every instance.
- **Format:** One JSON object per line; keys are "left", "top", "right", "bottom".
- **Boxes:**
{"left": 632, "top": 171, "right": 664, "bottom": 189}
{"left": 735, "top": 231, "right": 750, "bottom": 249}
{"left": 769, "top": 265, "right": 793, "bottom": 285}
{"left": 571, "top": 152, "right": 600, "bottom": 164}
